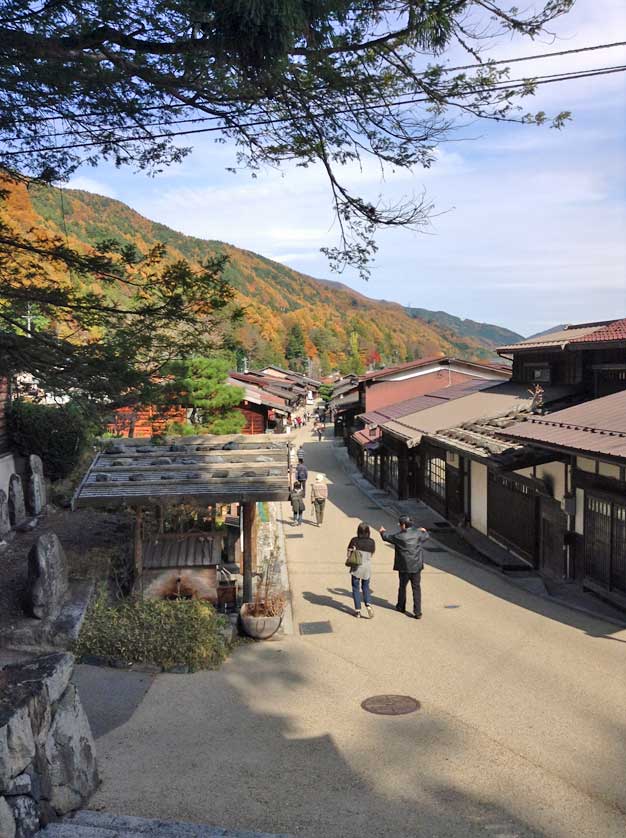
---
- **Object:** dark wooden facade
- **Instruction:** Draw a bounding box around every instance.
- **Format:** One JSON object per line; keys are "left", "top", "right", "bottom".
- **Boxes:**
{"left": 572, "top": 462, "right": 626, "bottom": 608}
{"left": 511, "top": 347, "right": 626, "bottom": 398}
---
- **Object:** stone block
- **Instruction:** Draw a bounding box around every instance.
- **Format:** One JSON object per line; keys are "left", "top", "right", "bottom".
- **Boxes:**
{"left": 27, "top": 456, "right": 47, "bottom": 516}
{"left": 43, "top": 685, "right": 98, "bottom": 815}
{"left": 3, "top": 772, "right": 31, "bottom": 796}
{"left": 8, "top": 475, "right": 26, "bottom": 528}
{"left": 0, "top": 705, "right": 36, "bottom": 789}
{"left": 0, "top": 796, "right": 16, "bottom": 838}
{"left": 6, "top": 794, "right": 38, "bottom": 838}
{"left": 0, "top": 490, "right": 10, "bottom": 537}
{"left": 25, "top": 534, "right": 68, "bottom": 621}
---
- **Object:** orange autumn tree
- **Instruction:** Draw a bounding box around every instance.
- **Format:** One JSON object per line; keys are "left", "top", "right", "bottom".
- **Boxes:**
{"left": 0, "top": 181, "right": 241, "bottom": 403}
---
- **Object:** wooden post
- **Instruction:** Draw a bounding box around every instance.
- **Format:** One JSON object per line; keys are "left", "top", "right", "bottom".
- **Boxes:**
{"left": 133, "top": 506, "right": 144, "bottom": 595}
{"left": 242, "top": 501, "right": 256, "bottom": 603}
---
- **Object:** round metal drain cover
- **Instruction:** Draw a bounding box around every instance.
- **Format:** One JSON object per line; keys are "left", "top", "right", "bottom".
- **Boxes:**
{"left": 361, "top": 695, "right": 420, "bottom": 716}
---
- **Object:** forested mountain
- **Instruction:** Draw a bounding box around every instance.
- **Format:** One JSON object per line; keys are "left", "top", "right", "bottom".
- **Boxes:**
{"left": 405, "top": 307, "right": 524, "bottom": 350}
{"left": 8, "top": 181, "right": 510, "bottom": 372}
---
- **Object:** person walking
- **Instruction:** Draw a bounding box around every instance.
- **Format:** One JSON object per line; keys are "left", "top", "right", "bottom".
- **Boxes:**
{"left": 378, "top": 515, "right": 429, "bottom": 619}
{"left": 347, "top": 522, "right": 376, "bottom": 619}
{"left": 310, "top": 473, "right": 328, "bottom": 526}
{"left": 295, "top": 457, "right": 308, "bottom": 495}
{"left": 289, "top": 481, "right": 305, "bottom": 526}
{"left": 315, "top": 423, "right": 323, "bottom": 442}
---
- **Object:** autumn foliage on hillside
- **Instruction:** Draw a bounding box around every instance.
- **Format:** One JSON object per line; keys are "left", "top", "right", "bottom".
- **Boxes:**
{"left": 5, "top": 181, "right": 493, "bottom": 376}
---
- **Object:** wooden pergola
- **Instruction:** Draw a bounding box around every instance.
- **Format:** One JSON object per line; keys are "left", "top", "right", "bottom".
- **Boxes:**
{"left": 72, "top": 434, "right": 290, "bottom": 602}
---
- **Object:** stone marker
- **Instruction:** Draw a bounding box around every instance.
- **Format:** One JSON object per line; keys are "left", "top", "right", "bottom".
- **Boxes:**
{"left": 0, "top": 489, "right": 10, "bottom": 537}
{"left": 25, "top": 533, "right": 69, "bottom": 620}
{"left": 8, "top": 475, "right": 26, "bottom": 527}
{"left": 27, "top": 455, "right": 47, "bottom": 516}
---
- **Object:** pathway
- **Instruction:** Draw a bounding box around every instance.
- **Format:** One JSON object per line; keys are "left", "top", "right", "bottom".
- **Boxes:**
{"left": 80, "top": 424, "right": 626, "bottom": 838}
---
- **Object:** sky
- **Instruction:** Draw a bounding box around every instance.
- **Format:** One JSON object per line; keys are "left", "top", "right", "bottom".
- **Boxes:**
{"left": 67, "top": 0, "right": 626, "bottom": 338}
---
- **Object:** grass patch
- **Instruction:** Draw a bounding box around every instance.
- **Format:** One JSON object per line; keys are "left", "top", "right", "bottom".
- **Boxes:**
{"left": 74, "top": 588, "right": 229, "bottom": 671}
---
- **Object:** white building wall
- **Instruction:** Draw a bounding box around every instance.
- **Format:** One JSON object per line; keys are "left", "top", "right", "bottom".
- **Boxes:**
{"left": 470, "top": 461, "right": 488, "bottom": 535}
{"left": 535, "top": 461, "right": 566, "bottom": 503}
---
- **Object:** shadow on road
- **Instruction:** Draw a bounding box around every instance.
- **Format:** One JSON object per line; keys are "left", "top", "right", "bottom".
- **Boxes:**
{"left": 295, "top": 438, "right": 626, "bottom": 641}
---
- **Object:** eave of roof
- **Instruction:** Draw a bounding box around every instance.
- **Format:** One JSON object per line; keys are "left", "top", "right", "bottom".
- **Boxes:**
{"left": 503, "top": 389, "right": 626, "bottom": 461}
{"left": 497, "top": 318, "right": 626, "bottom": 354}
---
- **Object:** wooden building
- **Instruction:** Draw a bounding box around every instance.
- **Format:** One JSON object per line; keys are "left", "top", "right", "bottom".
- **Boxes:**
{"left": 498, "top": 317, "right": 626, "bottom": 398}
{"left": 338, "top": 357, "right": 509, "bottom": 450}
{"left": 504, "top": 391, "right": 626, "bottom": 609}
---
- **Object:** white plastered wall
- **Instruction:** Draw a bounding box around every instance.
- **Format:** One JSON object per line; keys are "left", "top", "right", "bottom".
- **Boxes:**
{"left": 535, "top": 461, "right": 566, "bottom": 502}
{"left": 470, "top": 461, "right": 488, "bottom": 535}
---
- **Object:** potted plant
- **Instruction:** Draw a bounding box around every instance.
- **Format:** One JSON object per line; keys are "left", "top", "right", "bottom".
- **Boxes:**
{"left": 240, "top": 551, "right": 286, "bottom": 640}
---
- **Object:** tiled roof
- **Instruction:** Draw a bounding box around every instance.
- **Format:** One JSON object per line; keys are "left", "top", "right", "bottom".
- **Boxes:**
{"left": 426, "top": 410, "right": 534, "bottom": 466}
{"left": 504, "top": 390, "right": 626, "bottom": 460}
{"left": 569, "top": 317, "right": 626, "bottom": 344}
{"left": 498, "top": 318, "right": 626, "bottom": 353}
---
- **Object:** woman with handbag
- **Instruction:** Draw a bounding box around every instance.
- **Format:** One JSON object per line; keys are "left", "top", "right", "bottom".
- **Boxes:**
{"left": 346, "top": 522, "right": 376, "bottom": 618}
{"left": 289, "top": 480, "right": 305, "bottom": 526}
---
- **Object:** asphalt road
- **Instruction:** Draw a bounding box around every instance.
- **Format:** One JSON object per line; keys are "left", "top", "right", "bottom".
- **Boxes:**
{"left": 83, "top": 425, "right": 626, "bottom": 838}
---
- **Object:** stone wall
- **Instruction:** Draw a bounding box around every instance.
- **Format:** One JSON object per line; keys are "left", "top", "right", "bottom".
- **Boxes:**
{"left": 0, "top": 653, "right": 98, "bottom": 838}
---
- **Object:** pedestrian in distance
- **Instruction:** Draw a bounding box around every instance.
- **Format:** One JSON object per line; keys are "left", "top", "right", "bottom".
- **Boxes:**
{"left": 297, "top": 445, "right": 305, "bottom": 461}
{"left": 316, "top": 424, "right": 323, "bottom": 442}
{"left": 346, "top": 522, "right": 376, "bottom": 619}
{"left": 295, "top": 457, "right": 308, "bottom": 495}
{"left": 289, "top": 481, "right": 305, "bottom": 526}
{"left": 379, "top": 515, "right": 429, "bottom": 619}
{"left": 310, "top": 473, "right": 328, "bottom": 526}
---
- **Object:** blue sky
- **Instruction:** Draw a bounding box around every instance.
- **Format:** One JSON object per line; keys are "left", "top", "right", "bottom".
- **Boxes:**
{"left": 67, "top": 0, "right": 626, "bottom": 337}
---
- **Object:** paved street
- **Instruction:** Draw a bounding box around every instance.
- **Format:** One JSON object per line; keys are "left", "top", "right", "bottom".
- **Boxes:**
{"left": 83, "top": 425, "right": 626, "bottom": 838}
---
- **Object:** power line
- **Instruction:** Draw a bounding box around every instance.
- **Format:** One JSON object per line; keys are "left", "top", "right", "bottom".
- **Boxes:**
{"left": 2, "top": 62, "right": 625, "bottom": 158}
{"left": 3, "top": 38, "right": 626, "bottom": 128}
{"left": 6, "top": 59, "right": 623, "bottom": 144}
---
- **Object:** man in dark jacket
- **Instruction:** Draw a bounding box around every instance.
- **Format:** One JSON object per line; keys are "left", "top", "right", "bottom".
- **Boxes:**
{"left": 295, "top": 457, "right": 308, "bottom": 495}
{"left": 379, "top": 516, "right": 429, "bottom": 618}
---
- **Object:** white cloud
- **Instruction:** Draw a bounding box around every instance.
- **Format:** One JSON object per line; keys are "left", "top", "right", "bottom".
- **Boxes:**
{"left": 64, "top": 176, "right": 118, "bottom": 199}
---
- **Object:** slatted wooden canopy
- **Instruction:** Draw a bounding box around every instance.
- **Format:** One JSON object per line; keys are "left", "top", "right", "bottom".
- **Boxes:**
{"left": 72, "top": 434, "right": 290, "bottom": 509}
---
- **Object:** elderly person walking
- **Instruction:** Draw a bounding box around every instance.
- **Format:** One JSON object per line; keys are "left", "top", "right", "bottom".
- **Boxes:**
{"left": 347, "top": 522, "right": 376, "bottom": 619}
{"left": 310, "top": 474, "right": 328, "bottom": 526}
{"left": 379, "top": 515, "right": 429, "bottom": 619}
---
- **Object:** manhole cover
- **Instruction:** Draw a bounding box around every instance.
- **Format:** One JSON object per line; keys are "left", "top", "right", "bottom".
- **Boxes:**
{"left": 299, "top": 620, "right": 333, "bottom": 635}
{"left": 444, "top": 604, "right": 461, "bottom": 609}
{"left": 285, "top": 533, "right": 304, "bottom": 539}
{"left": 361, "top": 695, "right": 420, "bottom": 716}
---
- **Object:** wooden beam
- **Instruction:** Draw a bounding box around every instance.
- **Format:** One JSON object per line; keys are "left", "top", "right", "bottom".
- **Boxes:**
{"left": 242, "top": 501, "right": 256, "bottom": 604}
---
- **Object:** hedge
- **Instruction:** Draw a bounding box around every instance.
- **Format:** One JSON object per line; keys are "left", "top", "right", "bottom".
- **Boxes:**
{"left": 8, "top": 399, "right": 94, "bottom": 481}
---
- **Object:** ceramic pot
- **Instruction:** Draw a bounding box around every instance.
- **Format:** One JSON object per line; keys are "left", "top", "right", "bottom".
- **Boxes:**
{"left": 239, "top": 603, "right": 283, "bottom": 640}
